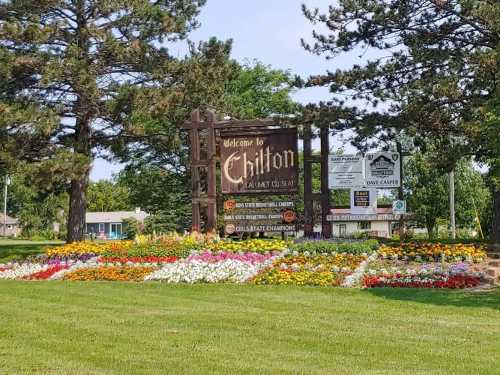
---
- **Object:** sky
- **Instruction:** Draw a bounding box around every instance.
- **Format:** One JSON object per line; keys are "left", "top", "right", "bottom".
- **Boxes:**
{"left": 91, "top": 0, "right": 362, "bottom": 181}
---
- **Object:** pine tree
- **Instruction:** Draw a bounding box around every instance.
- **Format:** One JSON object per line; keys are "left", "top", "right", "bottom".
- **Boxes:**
{"left": 0, "top": 0, "right": 212, "bottom": 242}
{"left": 302, "top": 0, "right": 500, "bottom": 240}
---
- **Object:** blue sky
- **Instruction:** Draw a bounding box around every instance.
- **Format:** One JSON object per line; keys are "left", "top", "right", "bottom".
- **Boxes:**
{"left": 91, "top": 0, "right": 360, "bottom": 181}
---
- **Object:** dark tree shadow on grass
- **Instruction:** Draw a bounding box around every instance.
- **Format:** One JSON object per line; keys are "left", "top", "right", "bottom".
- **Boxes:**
{"left": 365, "top": 287, "right": 500, "bottom": 311}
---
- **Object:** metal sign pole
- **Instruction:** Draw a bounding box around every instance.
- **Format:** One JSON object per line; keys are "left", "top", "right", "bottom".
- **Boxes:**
{"left": 3, "top": 175, "right": 8, "bottom": 237}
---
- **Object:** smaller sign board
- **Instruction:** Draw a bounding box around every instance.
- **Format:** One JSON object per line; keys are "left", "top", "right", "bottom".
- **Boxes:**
{"left": 350, "top": 188, "right": 377, "bottom": 215}
{"left": 227, "top": 224, "right": 296, "bottom": 233}
{"left": 223, "top": 200, "right": 296, "bottom": 234}
{"left": 365, "top": 152, "right": 401, "bottom": 188}
{"left": 328, "top": 154, "right": 364, "bottom": 188}
{"left": 392, "top": 200, "right": 406, "bottom": 214}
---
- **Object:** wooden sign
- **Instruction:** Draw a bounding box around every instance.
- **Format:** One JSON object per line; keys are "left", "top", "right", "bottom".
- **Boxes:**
{"left": 223, "top": 200, "right": 296, "bottom": 234}
{"left": 220, "top": 129, "right": 298, "bottom": 194}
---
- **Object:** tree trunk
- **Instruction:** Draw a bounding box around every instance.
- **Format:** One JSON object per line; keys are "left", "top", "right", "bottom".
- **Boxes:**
{"left": 67, "top": 174, "right": 89, "bottom": 243}
{"left": 66, "top": 112, "right": 91, "bottom": 243}
{"left": 491, "top": 189, "right": 500, "bottom": 244}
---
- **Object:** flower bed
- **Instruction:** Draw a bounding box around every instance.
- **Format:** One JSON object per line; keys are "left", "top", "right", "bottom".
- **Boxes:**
{"left": 0, "top": 264, "right": 48, "bottom": 280}
{"left": 25, "top": 264, "right": 70, "bottom": 280}
{"left": 362, "top": 260, "right": 484, "bottom": 289}
{"left": 98, "top": 256, "right": 178, "bottom": 264}
{"left": 64, "top": 266, "right": 156, "bottom": 282}
{"left": 252, "top": 253, "right": 366, "bottom": 286}
{"left": 101, "top": 233, "right": 207, "bottom": 258}
{"left": 363, "top": 274, "right": 482, "bottom": 289}
{"left": 45, "top": 242, "right": 113, "bottom": 257}
{"left": 290, "top": 239, "right": 379, "bottom": 255}
{"left": 206, "top": 239, "right": 288, "bottom": 254}
{"left": 186, "top": 251, "right": 278, "bottom": 264}
{"left": 0, "top": 237, "right": 489, "bottom": 289}
{"left": 378, "top": 243, "right": 486, "bottom": 262}
{"left": 146, "top": 259, "right": 275, "bottom": 283}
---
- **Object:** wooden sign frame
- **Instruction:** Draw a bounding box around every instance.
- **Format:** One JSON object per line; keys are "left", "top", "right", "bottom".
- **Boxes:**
{"left": 182, "top": 109, "right": 331, "bottom": 238}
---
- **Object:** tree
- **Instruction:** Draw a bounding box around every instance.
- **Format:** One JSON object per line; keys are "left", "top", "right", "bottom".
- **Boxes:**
{"left": 226, "top": 61, "right": 298, "bottom": 119}
{"left": 302, "top": 0, "right": 500, "bottom": 239}
{"left": 119, "top": 60, "right": 300, "bottom": 232}
{"left": 7, "top": 171, "right": 68, "bottom": 239}
{"left": 0, "top": 0, "right": 216, "bottom": 242}
{"left": 117, "top": 164, "right": 190, "bottom": 231}
{"left": 405, "top": 153, "right": 490, "bottom": 239}
{"left": 87, "top": 180, "right": 131, "bottom": 212}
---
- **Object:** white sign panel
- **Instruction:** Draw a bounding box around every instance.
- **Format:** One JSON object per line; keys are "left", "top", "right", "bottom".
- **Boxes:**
{"left": 365, "top": 152, "right": 401, "bottom": 188}
{"left": 328, "top": 155, "right": 364, "bottom": 188}
{"left": 350, "top": 188, "right": 377, "bottom": 215}
{"left": 392, "top": 200, "right": 406, "bottom": 214}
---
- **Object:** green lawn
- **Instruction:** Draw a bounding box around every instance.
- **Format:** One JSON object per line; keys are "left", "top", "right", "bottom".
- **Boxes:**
{"left": 0, "top": 239, "right": 63, "bottom": 263}
{"left": 0, "top": 282, "right": 498, "bottom": 374}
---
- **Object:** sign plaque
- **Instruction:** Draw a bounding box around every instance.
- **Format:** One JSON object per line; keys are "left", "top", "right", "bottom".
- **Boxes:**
{"left": 220, "top": 129, "right": 298, "bottom": 194}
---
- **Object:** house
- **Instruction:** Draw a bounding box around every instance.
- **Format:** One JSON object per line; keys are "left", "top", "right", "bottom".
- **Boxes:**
{"left": 85, "top": 209, "right": 149, "bottom": 240}
{"left": 0, "top": 214, "right": 21, "bottom": 237}
{"left": 328, "top": 207, "right": 402, "bottom": 238}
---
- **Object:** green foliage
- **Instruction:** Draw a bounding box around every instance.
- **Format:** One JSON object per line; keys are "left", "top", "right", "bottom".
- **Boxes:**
{"left": 302, "top": 1, "right": 500, "bottom": 240}
{"left": 7, "top": 172, "right": 67, "bottom": 239}
{"left": 404, "top": 153, "right": 491, "bottom": 238}
{"left": 0, "top": 0, "right": 229, "bottom": 241}
{"left": 226, "top": 61, "right": 298, "bottom": 119}
{"left": 118, "top": 165, "right": 190, "bottom": 232}
{"left": 122, "top": 218, "right": 141, "bottom": 240}
{"left": 102, "top": 241, "right": 202, "bottom": 259}
{"left": 290, "top": 240, "right": 379, "bottom": 255}
{"left": 87, "top": 180, "right": 132, "bottom": 212}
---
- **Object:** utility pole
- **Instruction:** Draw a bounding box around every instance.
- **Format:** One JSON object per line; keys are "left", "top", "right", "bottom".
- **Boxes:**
{"left": 396, "top": 142, "right": 405, "bottom": 241}
{"left": 449, "top": 170, "right": 456, "bottom": 239}
{"left": 3, "top": 175, "right": 8, "bottom": 237}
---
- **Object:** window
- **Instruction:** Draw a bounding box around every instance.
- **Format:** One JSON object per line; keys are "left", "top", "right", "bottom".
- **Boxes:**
{"left": 99, "top": 223, "right": 105, "bottom": 233}
{"left": 358, "top": 221, "right": 371, "bottom": 230}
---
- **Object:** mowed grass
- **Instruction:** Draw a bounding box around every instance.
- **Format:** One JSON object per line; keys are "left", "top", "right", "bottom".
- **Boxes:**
{"left": 0, "top": 239, "right": 63, "bottom": 263}
{"left": 0, "top": 283, "right": 498, "bottom": 375}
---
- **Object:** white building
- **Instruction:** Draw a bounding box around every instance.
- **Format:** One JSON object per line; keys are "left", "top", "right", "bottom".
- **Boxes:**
{"left": 328, "top": 207, "right": 401, "bottom": 238}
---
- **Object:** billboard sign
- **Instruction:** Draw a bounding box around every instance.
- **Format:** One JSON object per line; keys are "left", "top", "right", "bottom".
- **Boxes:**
{"left": 328, "top": 154, "right": 364, "bottom": 188}
{"left": 220, "top": 129, "right": 298, "bottom": 194}
{"left": 364, "top": 152, "right": 401, "bottom": 188}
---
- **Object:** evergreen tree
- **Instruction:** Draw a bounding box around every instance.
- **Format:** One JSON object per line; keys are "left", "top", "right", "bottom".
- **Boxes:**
{"left": 0, "top": 0, "right": 215, "bottom": 242}
{"left": 302, "top": 0, "right": 500, "bottom": 240}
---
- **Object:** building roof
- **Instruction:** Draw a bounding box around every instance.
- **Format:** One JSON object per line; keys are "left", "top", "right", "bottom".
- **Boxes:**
{"left": 0, "top": 214, "right": 19, "bottom": 225}
{"left": 330, "top": 207, "right": 393, "bottom": 215}
{"left": 85, "top": 210, "right": 149, "bottom": 224}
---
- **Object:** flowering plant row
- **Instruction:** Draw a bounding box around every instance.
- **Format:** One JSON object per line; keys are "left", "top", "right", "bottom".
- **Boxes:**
{"left": 98, "top": 256, "right": 178, "bottom": 264}
{"left": 206, "top": 239, "right": 288, "bottom": 254}
{"left": 252, "top": 253, "right": 367, "bottom": 286}
{"left": 362, "top": 261, "right": 485, "bottom": 289}
{"left": 289, "top": 239, "right": 379, "bottom": 255}
{"left": 378, "top": 243, "right": 486, "bottom": 262}
{"left": 0, "top": 238, "right": 489, "bottom": 288}
{"left": 363, "top": 274, "right": 482, "bottom": 289}
{"left": 64, "top": 266, "right": 156, "bottom": 282}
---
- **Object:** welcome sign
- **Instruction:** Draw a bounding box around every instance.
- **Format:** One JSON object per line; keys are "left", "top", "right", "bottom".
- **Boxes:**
{"left": 220, "top": 129, "right": 298, "bottom": 194}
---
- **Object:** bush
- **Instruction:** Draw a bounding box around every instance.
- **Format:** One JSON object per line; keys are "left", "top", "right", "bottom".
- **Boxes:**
{"left": 290, "top": 240, "right": 379, "bottom": 255}
{"left": 123, "top": 218, "right": 140, "bottom": 240}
